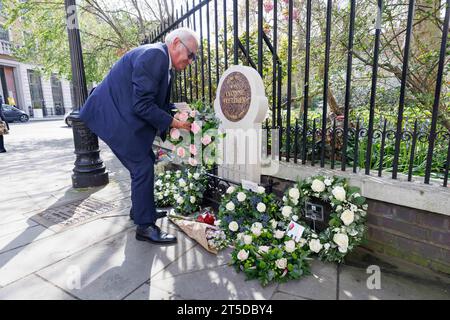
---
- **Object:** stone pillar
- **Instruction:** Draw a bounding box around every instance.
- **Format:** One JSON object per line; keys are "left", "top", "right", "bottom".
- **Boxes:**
{"left": 214, "top": 66, "right": 268, "bottom": 184}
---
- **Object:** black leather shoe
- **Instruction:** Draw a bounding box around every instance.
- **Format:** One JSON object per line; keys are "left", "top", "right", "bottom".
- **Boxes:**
{"left": 129, "top": 209, "right": 167, "bottom": 221}
{"left": 135, "top": 224, "right": 177, "bottom": 244}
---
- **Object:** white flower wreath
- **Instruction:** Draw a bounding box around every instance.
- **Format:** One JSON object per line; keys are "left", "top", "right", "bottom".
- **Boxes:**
{"left": 279, "top": 175, "right": 368, "bottom": 263}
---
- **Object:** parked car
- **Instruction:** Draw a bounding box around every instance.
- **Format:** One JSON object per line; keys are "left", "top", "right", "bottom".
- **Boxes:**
{"left": 1, "top": 104, "right": 29, "bottom": 123}
{"left": 64, "top": 109, "right": 73, "bottom": 127}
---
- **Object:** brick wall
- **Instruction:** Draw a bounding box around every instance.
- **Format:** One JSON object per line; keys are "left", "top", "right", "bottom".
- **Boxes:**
{"left": 261, "top": 175, "right": 450, "bottom": 275}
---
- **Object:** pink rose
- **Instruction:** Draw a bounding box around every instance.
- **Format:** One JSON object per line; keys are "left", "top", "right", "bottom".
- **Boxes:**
{"left": 177, "top": 147, "right": 186, "bottom": 158}
{"left": 264, "top": 2, "right": 274, "bottom": 13}
{"left": 170, "top": 128, "right": 180, "bottom": 140}
{"left": 191, "top": 121, "right": 201, "bottom": 134}
{"left": 189, "top": 144, "right": 197, "bottom": 156}
{"left": 201, "top": 135, "right": 212, "bottom": 145}
{"left": 293, "top": 8, "right": 299, "bottom": 20}
{"left": 189, "top": 157, "right": 198, "bottom": 166}
{"left": 178, "top": 112, "right": 189, "bottom": 122}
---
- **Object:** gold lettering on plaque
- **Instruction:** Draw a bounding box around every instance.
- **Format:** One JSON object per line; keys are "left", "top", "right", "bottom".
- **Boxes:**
{"left": 219, "top": 72, "right": 251, "bottom": 122}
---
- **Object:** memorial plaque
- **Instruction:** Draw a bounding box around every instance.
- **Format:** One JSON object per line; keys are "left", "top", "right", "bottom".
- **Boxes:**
{"left": 219, "top": 71, "right": 251, "bottom": 122}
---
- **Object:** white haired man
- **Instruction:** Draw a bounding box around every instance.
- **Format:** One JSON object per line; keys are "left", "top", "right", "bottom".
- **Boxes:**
{"left": 80, "top": 28, "right": 199, "bottom": 244}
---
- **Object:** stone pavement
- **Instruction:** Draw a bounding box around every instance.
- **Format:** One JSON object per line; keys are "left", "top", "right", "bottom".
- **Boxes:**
{"left": 0, "top": 120, "right": 448, "bottom": 300}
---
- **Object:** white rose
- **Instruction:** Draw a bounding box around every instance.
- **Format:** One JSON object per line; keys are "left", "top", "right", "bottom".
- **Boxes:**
{"left": 179, "top": 178, "right": 187, "bottom": 187}
{"left": 189, "top": 183, "right": 194, "bottom": 189}
{"left": 236, "top": 232, "right": 244, "bottom": 241}
{"left": 324, "top": 243, "right": 331, "bottom": 250}
{"left": 275, "top": 258, "right": 287, "bottom": 269}
{"left": 340, "top": 209, "right": 355, "bottom": 226}
{"left": 155, "top": 180, "right": 162, "bottom": 187}
{"left": 289, "top": 188, "right": 300, "bottom": 199}
{"left": 226, "top": 186, "right": 235, "bottom": 194}
{"left": 360, "top": 211, "right": 367, "bottom": 217}
{"left": 336, "top": 205, "right": 343, "bottom": 212}
{"left": 291, "top": 198, "right": 299, "bottom": 205}
{"left": 333, "top": 233, "right": 349, "bottom": 253}
{"left": 237, "top": 249, "right": 249, "bottom": 261}
{"left": 190, "top": 196, "right": 196, "bottom": 204}
{"left": 184, "top": 187, "right": 189, "bottom": 192}
{"left": 282, "top": 196, "right": 287, "bottom": 202}
{"left": 270, "top": 219, "right": 278, "bottom": 229}
{"left": 324, "top": 178, "right": 332, "bottom": 186}
{"left": 164, "top": 192, "right": 169, "bottom": 197}
{"left": 292, "top": 215, "right": 299, "bottom": 222}
{"left": 285, "top": 240, "right": 296, "bottom": 253}
{"left": 228, "top": 221, "right": 239, "bottom": 232}
{"left": 349, "top": 229, "right": 358, "bottom": 236}
{"left": 309, "top": 239, "right": 323, "bottom": 253}
{"left": 274, "top": 230, "right": 285, "bottom": 239}
{"left": 281, "top": 206, "right": 293, "bottom": 218}
{"left": 176, "top": 196, "right": 184, "bottom": 204}
{"left": 158, "top": 194, "right": 163, "bottom": 200}
{"left": 257, "top": 186, "right": 266, "bottom": 194}
{"left": 252, "top": 222, "right": 263, "bottom": 230}
{"left": 243, "top": 235, "right": 253, "bottom": 245}
{"left": 311, "top": 179, "right": 326, "bottom": 192}
{"left": 259, "top": 246, "right": 270, "bottom": 254}
{"left": 251, "top": 228, "right": 262, "bottom": 237}
{"left": 214, "top": 219, "right": 221, "bottom": 226}
{"left": 193, "top": 173, "right": 200, "bottom": 180}
{"left": 237, "top": 192, "right": 247, "bottom": 202}
{"left": 298, "top": 238, "right": 307, "bottom": 247}
{"left": 226, "top": 201, "right": 235, "bottom": 211}
{"left": 362, "top": 204, "right": 368, "bottom": 210}
{"left": 256, "top": 202, "right": 266, "bottom": 213}
{"left": 332, "top": 186, "right": 346, "bottom": 201}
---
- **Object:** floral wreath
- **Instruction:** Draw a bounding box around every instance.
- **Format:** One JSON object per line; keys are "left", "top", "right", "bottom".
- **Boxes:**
{"left": 279, "top": 175, "right": 368, "bottom": 263}
{"left": 217, "top": 185, "right": 279, "bottom": 241}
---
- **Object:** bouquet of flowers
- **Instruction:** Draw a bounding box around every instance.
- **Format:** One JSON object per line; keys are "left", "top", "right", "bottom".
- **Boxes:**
{"left": 154, "top": 170, "right": 176, "bottom": 207}
{"left": 172, "top": 167, "right": 208, "bottom": 216}
{"left": 168, "top": 211, "right": 228, "bottom": 254}
{"left": 168, "top": 101, "right": 221, "bottom": 169}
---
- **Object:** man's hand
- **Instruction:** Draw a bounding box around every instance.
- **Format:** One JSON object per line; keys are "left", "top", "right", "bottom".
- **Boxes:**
{"left": 171, "top": 118, "right": 191, "bottom": 131}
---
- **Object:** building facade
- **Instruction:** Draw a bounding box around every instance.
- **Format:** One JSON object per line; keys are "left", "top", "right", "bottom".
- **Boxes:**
{"left": 0, "top": 5, "right": 74, "bottom": 118}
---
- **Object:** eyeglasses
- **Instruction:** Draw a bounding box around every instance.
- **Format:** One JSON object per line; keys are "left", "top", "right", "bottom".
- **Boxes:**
{"left": 179, "top": 40, "right": 197, "bottom": 61}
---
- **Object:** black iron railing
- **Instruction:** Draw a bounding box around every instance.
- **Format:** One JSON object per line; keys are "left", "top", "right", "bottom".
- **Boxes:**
{"left": 148, "top": 0, "right": 450, "bottom": 187}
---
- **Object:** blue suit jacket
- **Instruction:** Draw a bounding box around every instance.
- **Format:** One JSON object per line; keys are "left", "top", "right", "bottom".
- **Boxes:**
{"left": 80, "top": 42, "right": 174, "bottom": 163}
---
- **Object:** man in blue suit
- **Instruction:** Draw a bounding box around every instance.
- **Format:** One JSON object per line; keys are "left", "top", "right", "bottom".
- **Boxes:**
{"left": 80, "top": 28, "right": 198, "bottom": 244}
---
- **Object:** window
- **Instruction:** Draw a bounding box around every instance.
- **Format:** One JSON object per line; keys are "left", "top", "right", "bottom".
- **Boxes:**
{"left": 51, "top": 74, "right": 65, "bottom": 115}
{"left": 27, "top": 69, "right": 44, "bottom": 109}
{"left": 0, "top": 25, "right": 9, "bottom": 42}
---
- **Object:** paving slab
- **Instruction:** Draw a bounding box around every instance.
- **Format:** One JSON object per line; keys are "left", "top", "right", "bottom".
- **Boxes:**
{"left": 0, "top": 218, "right": 38, "bottom": 237}
{"left": 277, "top": 259, "right": 338, "bottom": 300}
{"left": 0, "top": 274, "right": 76, "bottom": 300}
{"left": 0, "top": 215, "right": 133, "bottom": 286}
{"left": 339, "top": 264, "right": 450, "bottom": 300}
{"left": 37, "top": 228, "right": 197, "bottom": 300}
{"left": 0, "top": 225, "right": 55, "bottom": 254}
{"left": 125, "top": 283, "right": 184, "bottom": 300}
{"left": 151, "top": 245, "right": 232, "bottom": 281}
{"left": 149, "top": 264, "right": 278, "bottom": 300}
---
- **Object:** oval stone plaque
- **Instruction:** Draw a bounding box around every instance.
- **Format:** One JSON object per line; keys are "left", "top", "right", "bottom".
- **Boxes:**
{"left": 219, "top": 71, "right": 251, "bottom": 122}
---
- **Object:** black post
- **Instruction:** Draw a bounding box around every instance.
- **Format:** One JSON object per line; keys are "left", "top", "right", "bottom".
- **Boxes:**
{"left": 64, "top": 0, "right": 108, "bottom": 188}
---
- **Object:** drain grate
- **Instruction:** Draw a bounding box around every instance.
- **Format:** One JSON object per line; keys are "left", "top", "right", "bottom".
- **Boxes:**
{"left": 36, "top": 197, "right": 122, "bottom": 227}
